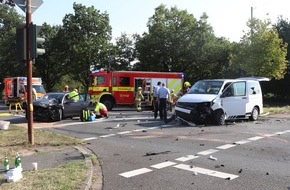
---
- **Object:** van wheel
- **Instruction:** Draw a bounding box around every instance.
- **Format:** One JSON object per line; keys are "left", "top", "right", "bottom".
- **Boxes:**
{"left": 249, "top": 107, "right": 259, "bottom": 121}
{"left": 214, "top": 110, "right": 225, "bottom": 126}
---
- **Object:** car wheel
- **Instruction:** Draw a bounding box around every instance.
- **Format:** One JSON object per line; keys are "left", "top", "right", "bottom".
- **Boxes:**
{"left": 55, "top": 109, "right": 63, "bottom": 121}
{"left": 249, "top": 107, "right": 259, "bottom": 121}
{"left": 214, "top": 110, "right": 225, "bottom": 126}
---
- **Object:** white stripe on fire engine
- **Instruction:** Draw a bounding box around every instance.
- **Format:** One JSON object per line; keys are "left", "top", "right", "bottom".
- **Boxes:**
{"left": 168, "top": 79, "right": 182, "bottom": 92}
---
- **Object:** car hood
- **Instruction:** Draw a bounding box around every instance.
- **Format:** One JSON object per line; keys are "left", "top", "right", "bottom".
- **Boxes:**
{"left": 177, "top": 94, "right": 218, "bottom": 103}
{"left": 33, "top": 98, "right": 58, "bottom": 107}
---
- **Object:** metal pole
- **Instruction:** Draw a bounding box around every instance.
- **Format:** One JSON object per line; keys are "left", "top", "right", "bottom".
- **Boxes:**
{"left": 26, "top": 0, "right": 34, "bottom": 145}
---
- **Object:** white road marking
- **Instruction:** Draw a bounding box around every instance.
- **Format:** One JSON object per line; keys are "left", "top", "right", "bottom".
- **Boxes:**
{"left": 56, "top": 117, "right": 152, "bottom": 127}
{"left": 197, "top": 149, "right": 219, "bottom": 155}
{"left": 216, "top": 144, "right": 236, "bottom": 150}
{"left": 119, "top": 168, "right": 152, "bottom": 178}
{"left": 82, "top": 137, "right": 98, "bottom": 141}
{"left": 247, "top": 136, "right": 264, "bottom": 141}
{"left": 117, "top": 131, "right": 132, "bottom": 134}
{"left": 175, "top": 155, "right": 199, "bottom": 162}
{"left": 275, "top": 131, "right": 287, "bottom": 135}
{"left": 234, "top": 140, "right": 250, "bottom": 145}
{"left": 285, "top": 130, "right": 290, "bottom": 133}
{"left": 100, "top": 134, "right": 116, "bottom": 138}
{"left": 263, "top": 134, "right": 276, "bottom": 137}
{"left": 151, "top": 161, "right": 176, "bottom": 169}
{"left": 174, "top": 164, "right": 239, "bottom": 180}
{"left": 133, "top": 129, "right": 146, "bottom": 132}
{"left": 148, "top": 127, "right": 159, "bottom": 129}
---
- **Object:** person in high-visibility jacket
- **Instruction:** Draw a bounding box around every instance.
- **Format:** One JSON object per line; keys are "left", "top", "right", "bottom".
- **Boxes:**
{"left": 68, "top": 89, "right": 79, "bottom": 102}
{"left": 94, "top": 101, "right": 108, "bottom": 118}
{"left": 135, "top": 87, "right": 144, "bottom": 112}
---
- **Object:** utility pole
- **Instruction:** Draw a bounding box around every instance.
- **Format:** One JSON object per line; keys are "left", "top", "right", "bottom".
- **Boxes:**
{"left": 26, "top": 0, "right": 34, "bottom": 145}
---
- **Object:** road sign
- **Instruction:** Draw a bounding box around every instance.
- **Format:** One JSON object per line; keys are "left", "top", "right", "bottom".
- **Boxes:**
{"left": 14, "top": 0, "right": 43, "bottom": 13}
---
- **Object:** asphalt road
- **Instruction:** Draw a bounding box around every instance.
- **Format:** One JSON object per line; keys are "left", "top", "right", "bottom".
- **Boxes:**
{"left": 1, "top": 103, "right": 290, "bottom": 190}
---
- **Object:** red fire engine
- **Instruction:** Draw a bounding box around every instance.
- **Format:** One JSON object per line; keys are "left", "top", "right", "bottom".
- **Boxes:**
{"left": 88, "top": 70, "right": 184, "bottom": 110}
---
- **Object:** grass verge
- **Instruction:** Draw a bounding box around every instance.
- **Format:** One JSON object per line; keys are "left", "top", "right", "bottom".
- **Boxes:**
{"left": 0, "top": 125, "right": 89, "bottom": 190}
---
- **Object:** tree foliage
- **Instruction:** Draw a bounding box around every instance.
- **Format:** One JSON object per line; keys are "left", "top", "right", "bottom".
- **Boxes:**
{"left": 57, "top": 3, "right": 111, "bottom": 89}
{"left": 231, "top": 18, "right": 288, "bottom": 79}
{"left": 135, "top": 5, "right": 231, "bottom": 82}
{"left": 0, "top": 5, "right": 25, "bottom": 83}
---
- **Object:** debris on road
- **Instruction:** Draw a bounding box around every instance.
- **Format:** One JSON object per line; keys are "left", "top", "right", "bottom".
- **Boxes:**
{"left": 209, "top": 155, "right": 217, "bottom": 161}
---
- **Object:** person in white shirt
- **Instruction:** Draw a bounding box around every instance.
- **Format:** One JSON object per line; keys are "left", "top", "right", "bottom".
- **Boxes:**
{"left": 157, "top": 83, "right": 171, "bottom": 121}
{"left": 153, "top": 81, "right": 161, "bottom": 119}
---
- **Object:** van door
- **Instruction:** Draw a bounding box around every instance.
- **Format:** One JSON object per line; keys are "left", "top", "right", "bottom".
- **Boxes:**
{"left": 221, "top": 81, "right": 248, "bottom": 119}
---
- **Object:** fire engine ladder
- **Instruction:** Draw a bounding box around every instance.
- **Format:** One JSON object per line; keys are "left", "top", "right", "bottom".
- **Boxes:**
{"left": 8, "top": 97, "right": 25, "bottom": 114}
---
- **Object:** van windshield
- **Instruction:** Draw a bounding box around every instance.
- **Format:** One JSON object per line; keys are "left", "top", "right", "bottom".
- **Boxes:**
{"left": 188, "top": 81, "right": 223, "bottom": 95}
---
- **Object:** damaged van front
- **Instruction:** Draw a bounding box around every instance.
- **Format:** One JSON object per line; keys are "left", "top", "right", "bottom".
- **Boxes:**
{"left": 175, "top": 79, "right": 230, "bottom": 125}
{"left": 175, "top": 78, "right": 269, "bottom": 126}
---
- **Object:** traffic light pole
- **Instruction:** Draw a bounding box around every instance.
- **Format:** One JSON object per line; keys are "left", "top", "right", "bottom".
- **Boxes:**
{"left": 26, "top": 0, "right": 34, "bottom": 145}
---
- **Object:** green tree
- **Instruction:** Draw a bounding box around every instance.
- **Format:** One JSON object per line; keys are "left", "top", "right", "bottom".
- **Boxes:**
{"left": 59, "top": 3, "right": 111, "bottom": 90}
{"left": 0, "top": 5, "right": 25, "bottom": 84}
{"left": 33, "top": 23, "right": 68, "bottom": 92}
{"left": 135, "top": 4, "right": 231, "bottom": 82}
{"left": 113, "top": 33, "right": 138, "bottom": 70}
{"left": 231, "top": 18, "right": 288, "bottom": 79}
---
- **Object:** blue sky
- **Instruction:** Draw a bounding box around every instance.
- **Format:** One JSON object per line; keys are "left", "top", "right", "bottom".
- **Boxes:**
{"left": 15, "top": 0, "right": 290, "bottom": 42}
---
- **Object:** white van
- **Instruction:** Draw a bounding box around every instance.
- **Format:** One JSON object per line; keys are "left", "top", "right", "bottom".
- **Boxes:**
{"left": 175, "top": 77, "right": 269, "bottom": 125}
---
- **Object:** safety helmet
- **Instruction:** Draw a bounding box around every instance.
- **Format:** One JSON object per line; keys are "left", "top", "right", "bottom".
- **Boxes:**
{"left": 138, "top": 87, "right": 142, "bottom": 90}
{"left": 170, "top": 89, "right": 174, "bottom": 93}
{"left": 184, "top": 81, "right": 191, "bottom": 87}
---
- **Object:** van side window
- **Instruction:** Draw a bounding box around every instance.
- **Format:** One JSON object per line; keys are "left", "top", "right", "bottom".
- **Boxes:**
{"left": 249, "top": 82, "right": 260, "bottom": 95}
{"left": 120, "top": 77, "right": 130, "bottom": 86}
{"left": 233, "top": 82, "right": 246, "bottom": 96}
{"left": 223, "top": 82, "right": 246, "bottom": 97}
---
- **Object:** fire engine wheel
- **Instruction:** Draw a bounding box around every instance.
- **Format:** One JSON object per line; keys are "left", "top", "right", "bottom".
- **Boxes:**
{"left": 102, "top": 98, "right": 114, "bottom": 111}
{"left": 249, "top": 106, "right": 259, "bottom": 121}
{"left": 213, "top": 110, "right": 225, "bottom": 126}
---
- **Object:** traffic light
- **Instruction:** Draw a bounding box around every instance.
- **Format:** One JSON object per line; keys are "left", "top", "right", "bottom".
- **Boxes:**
{"left": 16, "top": 25, "right": 26, "bottom": 61}
{"left": 30, "top": 23, "right": 45, "bottom": 59}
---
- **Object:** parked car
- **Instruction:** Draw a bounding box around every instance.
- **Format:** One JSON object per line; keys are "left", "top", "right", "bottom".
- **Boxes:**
{"left": 175, "top": 77, "right": 269, "bottom": 126}
{"left": 27, "top": 92, "right": 93, "bottom": 121}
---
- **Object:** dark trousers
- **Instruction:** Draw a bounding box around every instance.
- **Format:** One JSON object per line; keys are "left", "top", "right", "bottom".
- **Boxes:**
{"left": 159, "top": 98, "right": 167, "bottom": 120}
{"left": 153, "top": 97, "right": 159, "bottom": 118}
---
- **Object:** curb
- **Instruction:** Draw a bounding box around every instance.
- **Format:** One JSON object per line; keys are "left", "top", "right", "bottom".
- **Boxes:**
{"left": 74, "top": 145, "right": 103, "bottom": 190}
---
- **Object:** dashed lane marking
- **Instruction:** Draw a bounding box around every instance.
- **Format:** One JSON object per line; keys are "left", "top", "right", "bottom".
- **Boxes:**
{"left": 263, "top": 134, "right": 276, "bottom": 137}
{"left": 119, "top": 168, "right": 152, "bottom": 178}
{"left": 175, "top": 155, "right": 199, "bottom": 162}
{"left": 82, "top": 137, "right": 98, "bottom": 141}
{"left": 150, "top": 161, "right": 176, "bottom": 169}
{"left": 173, "top": 164, "right": 239, "bottom": 180}
{"left": 100, "top": 134, "right": 116, "bottom": 138}
{"left": 197, "top": 149, "right": 219, "bottom": 155}
{"left": 216, "top": 144, "right": 236, "bottom": 150}
{"left": 133, "top": 129, "right": 147, "bottom": 132}
{"left": 117, "top": 131, "right": 132, "bottom": 135}
{"left": 234, "top": 140, "right": 250, "bottom": 145}
{"left": 247, "top": 136, "right": 264, "bottom": 141}
{"left": 275, "top": 131, "right": 288, "bottom": 135}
